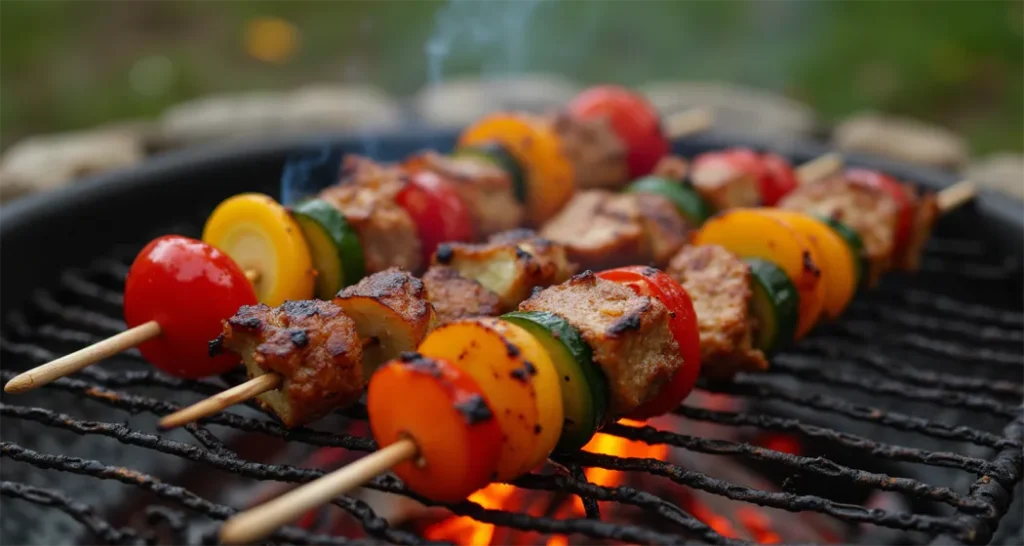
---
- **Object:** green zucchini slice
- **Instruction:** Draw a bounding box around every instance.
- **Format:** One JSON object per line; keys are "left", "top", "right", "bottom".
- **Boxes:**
{"left": 818, "top": 215, "right": 867, "bottom": 288}
{"left": 627, "top": 176, "right": 713, "bottom": 225}
{"left": 746, "top": 258, "right": 800, "bottom": 354}
{"left": 455, "top": 143, "right": 528, "bottom": 205}
{"left": 292, "top": 199, "right": 365, "bottom": 298}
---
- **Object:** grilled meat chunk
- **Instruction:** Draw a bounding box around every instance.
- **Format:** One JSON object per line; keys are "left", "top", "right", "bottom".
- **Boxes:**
{"left": 335, "top": 267, "right": 437, "bottom": 376}
{"left": 778, "top": 175, "right": 898, "bottom": 286}
{"left": 319, "top": 156, "right": 422, "bottom": 274}
{"left": 218, "top": 300, "right": 363, "bottom": 428}
{"left": 689, "top": 154, "right": 760, "bottom": 211}
{"left": 422, "top": 265, "right": 502, "bottom": 324}
{"left": 551, "top": 111, "right": 629, "bottom": 190}
{"left": 895, "top": 185, "right": 939, "bottom": 271}
{"left": 668, "top": 245, "right": 768, "bottom": 378}
{"left": 519, "top": 271, "right": 683, "bottom": 416}
{"left": 433, "top": 229, "right": 573, "bottom": 311}
{"left": 402, "top": 151, "right": 523, "bottom": 237}
{"left": 540, "top": 190, "right": 688, "bottom": 271}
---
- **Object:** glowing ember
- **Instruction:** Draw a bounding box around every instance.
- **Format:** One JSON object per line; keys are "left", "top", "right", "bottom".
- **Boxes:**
{"left": 420, "top": 416, "right": 820, "bottom": 545}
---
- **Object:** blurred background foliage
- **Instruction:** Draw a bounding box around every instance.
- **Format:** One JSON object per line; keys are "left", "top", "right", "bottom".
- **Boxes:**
{"left": 1, "top": 0, "right": 1021, "bottom": 153}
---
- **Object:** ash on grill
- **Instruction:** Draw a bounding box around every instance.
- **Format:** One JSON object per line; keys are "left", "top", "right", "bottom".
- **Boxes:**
{"left": 1, "top": 226, "right": 1023, "bottom": 546}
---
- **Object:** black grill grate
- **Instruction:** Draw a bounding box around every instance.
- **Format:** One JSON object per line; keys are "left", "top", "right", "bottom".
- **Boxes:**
{"left": 1, "top": 224, "right": 1022, "bottom": 545}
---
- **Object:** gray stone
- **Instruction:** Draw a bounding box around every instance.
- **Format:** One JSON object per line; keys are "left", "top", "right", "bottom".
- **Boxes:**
{"left": 412, "top": 73, "right": 581, "bottom": 128}
{"left": 154, "top": 85, "right": 403, "bottom": 149}
{"left": 964, "top": 153, "right": 1024, "bottom": 200}
{"left": 0, "top": 127, "right": 145, "bottom": 202}
{"left": 639, "top": 81, "right": 818, "bottom": 145}
{"left": 833, "top": 112, "right": 969, "bottom": 171}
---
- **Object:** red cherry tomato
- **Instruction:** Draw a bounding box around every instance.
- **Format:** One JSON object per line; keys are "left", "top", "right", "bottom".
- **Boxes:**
{"left": 694, "top": 148, "right": 797, "bottom": 207}
{"left": 758, "top": 153, "right": 799, "bottom": 206}
{"left": 568, "top": 85, "right": 669, "bottom": 179}
{"left": 124, "top": 235, "right": 257, "bottom": 378}
{"left": 395, "top": 170, "right": 475, "bottom": 264}
{"left": 844, "top": 168, "right": 912, "bottom": 255}
{"left": 596, "top": 266, "right": 701, "bottom": 419}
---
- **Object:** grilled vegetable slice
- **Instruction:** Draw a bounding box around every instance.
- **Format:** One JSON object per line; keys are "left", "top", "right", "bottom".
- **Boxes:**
{"left": 335, "top": 269, "right": 436, "bottom": 377}
{"left": 486, "top": 318, "right": 564, "bottom": 469}
{"left": 627, "top": 176, "right": 712, "bottom": 225}
{"left": 458, "top": 113, "right": 575, "bottom": 226}
{"left": 693, "top": 209, "right": 825, "bottom": 340}
{"left": 454, "top": 143, "right": 528, "bottom": 204}
{"left": 395, "top": 170, "right": 475, "bottom": 265}
{"left": 292, "top": 199, "right": 365, "bottom": 298}
{"left": 368, "top": 354, "right": 502, "bottom": 502}
{"left": 820, "top": 215, "right": 867, "bottom": 288}
{"left": 202, "top": 193, "right": 315, "bottom": 306}
{"left": 595, "top": 266, "right": 702, "bottom": 419}
{"left": 762, "top": 210, "right": 857, "bottom": 319}
{"left": 745, "top": 258, "right": 799, "bottom": 354}
{"left": 417, "top": 319, "right": 541, "bottom": 480}
{"left": 501, "top": 311, "right": 607, "bottom": 453}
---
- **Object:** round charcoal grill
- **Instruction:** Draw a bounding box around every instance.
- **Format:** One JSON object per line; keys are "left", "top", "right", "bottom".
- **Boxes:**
{"left": 0, "top": 130, "right": 1021, "bottom": 546}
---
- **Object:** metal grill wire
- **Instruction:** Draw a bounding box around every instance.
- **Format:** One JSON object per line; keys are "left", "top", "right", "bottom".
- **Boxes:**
{"left": 0, "top": 220, "right": 1022, "bottom": 546}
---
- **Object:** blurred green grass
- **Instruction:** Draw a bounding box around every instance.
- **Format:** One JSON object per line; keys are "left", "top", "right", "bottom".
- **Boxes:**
{"left": 1, "top": 0, "right": 1021, "bottom": 154}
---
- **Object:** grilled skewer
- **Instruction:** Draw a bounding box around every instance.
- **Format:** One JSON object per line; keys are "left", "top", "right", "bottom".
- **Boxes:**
{"left": 218, "top": 186, "right": 975, "bottom": 545}
{"left": 157, "top": 231, "right": 574, "bottom": 429}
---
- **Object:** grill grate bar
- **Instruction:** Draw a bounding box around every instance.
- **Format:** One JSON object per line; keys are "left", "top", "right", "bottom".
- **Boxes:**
{"left": 705, "top": 378, "right": 1023, "bottom": 449}
{"left": 600, "top": 422, "right": 989, "bottom": 512}
{"left": 0, "top": 387, "right": 1004, "bottom": 537}
{"left": 770, "top": 356, "right": 1021, "bottom": 417}
{"left": 870, "top": 288, "right": 1024, "bottom": 328}
{"left": 842, "top": 305, "right": 1024, "bottom": 345}
{"left": 795, "top": 339, "right": 1024, "bottom": 399}
{"left": 820, "top": 322, "right": 1024, "bottom": 369}
{"left": 565, "top": 450, "right": 970, "bottom": 536}
{"left": 674, "top": 406, "right": 1001, "bottom": 475}
{"left": 1, "top": 482, "right": 141, "bottom": 545}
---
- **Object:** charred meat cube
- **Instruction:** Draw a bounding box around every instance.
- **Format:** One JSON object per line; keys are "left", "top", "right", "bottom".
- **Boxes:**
{"left": 540, "top": 190, "right": 688, "bottom": 271}
{"left": 402, "top": 151, "right": 524, "bottom": 238}
{"left": 422, "top": 265, "right": 502, "bottom": 324}
{"left": 688, "top": 154, "right": 760, "bottom": 211}
{"left": 335, "top": 267, "right": 437, "bottom": 376}
{"left": 519, "top": 271, "right": 684, "bottom": 416}
{"left": 778, "top": 175, "right": 898, "bottom": 286}
{"left": 218, "top": 300, "right": 363, "bottom": 428}
{"left": 667, "top": 245, "right": 768, "bottom": 379}
{"left": 551, "top": 111, "right": 629, "bottom": 190}
{"left": 319, "top": 156, "right": 422, "bottom": 274}
{"left": 433, "top": 229, "right": 573, "bottom": 311}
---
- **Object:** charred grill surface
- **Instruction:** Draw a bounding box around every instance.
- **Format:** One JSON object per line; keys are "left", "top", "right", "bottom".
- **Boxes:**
{"left": 1, "top": 136, "right": 1022, "bottom": 546}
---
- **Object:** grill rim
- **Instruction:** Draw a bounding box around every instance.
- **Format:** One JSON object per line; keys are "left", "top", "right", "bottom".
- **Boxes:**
{"left": 1, "top": 129, "right": 1022, "bottom": 545}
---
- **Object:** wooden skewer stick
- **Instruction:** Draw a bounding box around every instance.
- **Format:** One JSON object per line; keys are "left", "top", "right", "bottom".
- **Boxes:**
{"left": 938, "top": 180, "right": 977, "bottom": 213}
{"left": 4, "top": 320, "right": 162, "bottom": 393}
{"left": 4, "top": 268, "right": 262, "bottom": 395}
{"left": 158, "top": 373, "right": 282, "bottom": 429}
{"left": 664, "top": 108, "right": 715, "bottom": 139}
{"left": 219, "top": 438, "right": 418, "bottom": 545}
{"left": 795, "top": 152, "right": 844, "bottom": 185}
{"left": 158, "top": 337, "right": 373, "bottom": 429}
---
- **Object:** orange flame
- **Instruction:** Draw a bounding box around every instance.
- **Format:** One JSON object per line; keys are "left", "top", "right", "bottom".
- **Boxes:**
{"left": 423, "top": 418, "right": 790, "bottom": 546}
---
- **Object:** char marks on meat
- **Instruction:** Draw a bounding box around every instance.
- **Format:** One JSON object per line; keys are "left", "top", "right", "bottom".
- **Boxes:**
{"left": 422, "top": 265, "right": 502, "bottom": 324}
{"left": 519, "top": 274, "right": 682, "bottom": 416}
{"left": 219, "top": 300, "right": 363, "bottom": 428}
{"left": 668, "top": 244, "right": 768, "bottom": 379}
{"left": 432, "top": 229, "right": 574, "bottom": 311}
{"left": 540, "top": 190, "right": 688, "bottom": 271}
{"left": 402, "top": 151, "right": 523, "bottom": 238}
{"left": 319, "top": 155, "right": 422, "bottom": 274}
{"left": 335, "top": 267, "right": 438, "bottom": 377}
{"left": 778, "top": 174, "right": 897, "bottom": 286}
